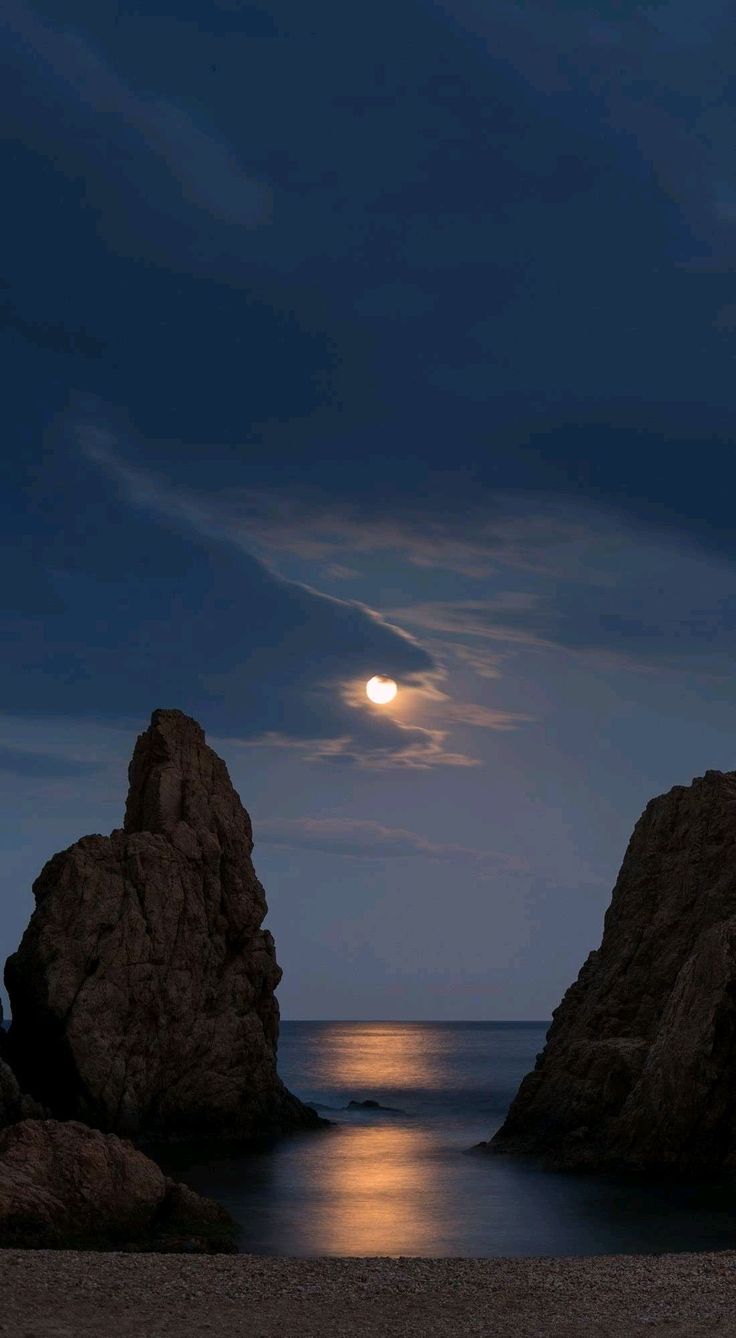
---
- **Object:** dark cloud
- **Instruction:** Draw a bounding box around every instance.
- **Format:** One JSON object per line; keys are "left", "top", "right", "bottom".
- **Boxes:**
{"left": 3, "top": 1, "right": 272, "bottom": 229}
{"left": 0, "top": 292, "right": 104, "bottom": 359}
{"left": 435, "top": 0, "right": 736, "bottom": 266}
{"left": 0, "top": 423, "right": 458, "bottom": 766}
{"left": 5, "top": 0, "right": 736, "bottom": 500}
{"left": 95, "top": 437, "right": 736, "bottom": 682}
{"left": 79, "top": 426, "right": 736, "bottom": 713}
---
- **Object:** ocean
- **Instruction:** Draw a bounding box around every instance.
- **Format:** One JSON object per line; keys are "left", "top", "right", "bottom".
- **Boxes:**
{"left": 155, "top": 1020, "right": 736, "bottom": 1257}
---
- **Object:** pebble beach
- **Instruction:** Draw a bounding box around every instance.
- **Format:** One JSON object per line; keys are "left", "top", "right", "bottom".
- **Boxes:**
{"left": 3, "top": 1249, "right": 736, "bottom": 1337}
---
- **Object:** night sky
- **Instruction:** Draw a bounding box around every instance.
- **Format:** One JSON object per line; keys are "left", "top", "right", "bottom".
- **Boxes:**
{"left": 4, "top": 0, "right": 736, "bottom": 1019}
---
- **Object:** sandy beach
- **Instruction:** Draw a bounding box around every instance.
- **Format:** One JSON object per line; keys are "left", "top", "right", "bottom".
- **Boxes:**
{"left": 2, "top": 1249, "right": 736, "bottom": 1337}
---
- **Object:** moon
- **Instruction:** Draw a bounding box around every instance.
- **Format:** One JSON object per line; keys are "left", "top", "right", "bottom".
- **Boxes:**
{"left": 366, "top": 675, "right": 398, "bottom": 705}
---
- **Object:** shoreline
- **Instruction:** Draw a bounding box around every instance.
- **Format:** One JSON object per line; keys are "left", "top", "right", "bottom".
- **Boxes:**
{"left": 2, "top": 1249, "right": 736, "bottom": 1337}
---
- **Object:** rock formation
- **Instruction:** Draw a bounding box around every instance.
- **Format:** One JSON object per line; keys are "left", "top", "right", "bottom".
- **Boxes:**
{"left": 488, "top": 770, "right": 736, "bottom": 1171}
{"left": 0, "top": 1001, "right": 43, "bottom": 1128}
{"left": 4, "top": 708, "right": 321, "bottom": 1139}
{"left": 0, "top": 1119, "right": 236, "bottom": 1250}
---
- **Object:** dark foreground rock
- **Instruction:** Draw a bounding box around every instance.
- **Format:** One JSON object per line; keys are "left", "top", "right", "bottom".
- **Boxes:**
{"left": 0, "top": 1119, "right": 236, "bottom": 1251}
{"left": 0, "top": 1002, "right": 43, "bottom": 1128}
{"left": 4, "top": 708, "right": 322, "bottom": 1139}
{"left": 487, "top": 769, "right": 736, "bottom": 1171}
{"left": 0, "top": 1059, "right": 43, "bottom": 1130}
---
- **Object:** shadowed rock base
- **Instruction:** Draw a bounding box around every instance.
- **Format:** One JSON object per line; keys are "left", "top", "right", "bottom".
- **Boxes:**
{"left": 0, "top": 1001, "right": 44, "bottom": 1128}
{"left": 4, "top": 709, "right": 322, "bottom": 1140}
{"left": 486, "top": 770, "right": 736, "bottom": 1171}
{"left": 0, "top": 1120, "right": 237, "bottom": 1251}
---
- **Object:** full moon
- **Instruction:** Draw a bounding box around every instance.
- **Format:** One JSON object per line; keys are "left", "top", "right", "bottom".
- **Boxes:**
{"left": 366, "top": 674, "right": 398, "bottom": 705}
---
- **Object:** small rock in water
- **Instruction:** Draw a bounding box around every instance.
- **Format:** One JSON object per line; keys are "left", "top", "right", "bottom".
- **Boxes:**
{"left": 346, "top": 1099, "right": 404, "bottom": 1113}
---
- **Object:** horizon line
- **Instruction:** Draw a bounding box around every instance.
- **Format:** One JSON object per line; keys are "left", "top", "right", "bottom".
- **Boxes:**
{"left": 279, "top": 1017, "right": 552, "bottom": 1024}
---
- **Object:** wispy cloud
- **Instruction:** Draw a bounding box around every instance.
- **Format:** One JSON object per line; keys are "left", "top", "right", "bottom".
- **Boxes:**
{"left": 4, "top": 1, "right": 271, "bottom": 228}
{"left": 79, "top": 424, "right": 438, "bottom": 683}
{"left": 78, "top": 424, "right": 615, "bottom": 584}
{"left": 449, "top": 644, "right": 506, "bottom": 680}
{"left": 388, "top": 599, "right": 547, "bottom": 645}
{"left": 226, "top": 725, "right": 481, "bottom": 770}
{"left": 79, "top": 423, "right": 533, "bottom": 762}
{"left": 81, "top": 430, "right": 503, "bottom": 577}
{"left": 66, "top": 419, "right": 506, "bottom": 769}
{"left": 445, "top": 703, "right": 533, "bottom": 730}
{"left": 255, "top": 815, "right": 523, "bottom": 868}
{"left": 0, "top": 744, "right": 99, "bottom": 779}
{"left": 80, "top": 415, "right": 736, "bottom": 700}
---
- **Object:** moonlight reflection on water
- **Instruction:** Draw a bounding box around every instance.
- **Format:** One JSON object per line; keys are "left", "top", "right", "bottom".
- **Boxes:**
{"left": 308, "top": 1021, "right": 436, "bottom": 1089}
{"left": 151, "top": 1022, "right": 736, "bottom": 1257}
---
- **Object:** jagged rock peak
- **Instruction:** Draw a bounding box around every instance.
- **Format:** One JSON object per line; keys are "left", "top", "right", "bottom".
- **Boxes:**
{"left": 487, "top": 767, "right": 736, "bottom": 1171}
{"left": 124, "top": 707, "right": 253, "bottom": 847}
{"left": 4, "top": 708, "right": 321, "bottom": 1140}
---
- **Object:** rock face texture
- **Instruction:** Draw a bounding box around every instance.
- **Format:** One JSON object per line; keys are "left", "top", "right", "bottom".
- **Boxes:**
{"left": 489, "top": 770, "right": 736, "bottom": 1171}
{"left": 4, "top": 709, "right": 320, "bottom": 1139}
{"left": 0, "top": 1119, "right": 236, "bottom": 1250}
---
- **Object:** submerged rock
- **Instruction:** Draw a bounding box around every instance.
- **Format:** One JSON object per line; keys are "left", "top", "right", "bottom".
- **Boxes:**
{"left": 0, "top": 1119, "right": 236, "bottom": 1251}
{"left": 4, "top": 708, "right": 321, "bottom": 1139}
{"left": 487, "top": 770, "right": 736, "bottom": 1171}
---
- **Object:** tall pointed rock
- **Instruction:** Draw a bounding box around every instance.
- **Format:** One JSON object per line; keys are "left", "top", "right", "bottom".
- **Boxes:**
{"left": 4, "top": 709, "right": 320, "bottom": 1138}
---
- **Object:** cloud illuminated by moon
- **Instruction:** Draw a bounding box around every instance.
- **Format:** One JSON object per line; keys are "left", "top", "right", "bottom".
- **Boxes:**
{"left": 366, "top": 675, "right": 398, "bottom": 705}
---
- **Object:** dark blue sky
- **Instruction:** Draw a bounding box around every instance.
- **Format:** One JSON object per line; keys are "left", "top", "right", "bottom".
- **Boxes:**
{"left": 3, "top": 0, "right": 736, "bottom": 1018}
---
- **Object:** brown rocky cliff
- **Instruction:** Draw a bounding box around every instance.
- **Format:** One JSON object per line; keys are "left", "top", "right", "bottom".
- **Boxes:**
{"left": 4, "top": 708, "right": 321, "bottom": 1139}
{"left": 488, "top": 769, "right": 736, "bottom": 1170}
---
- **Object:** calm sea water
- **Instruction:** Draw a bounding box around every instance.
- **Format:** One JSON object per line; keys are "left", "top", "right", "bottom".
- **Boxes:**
{"left": 152, "top": 1021, "right": 736, "bottom": 1257}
